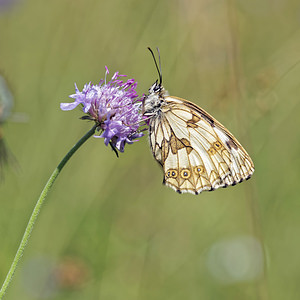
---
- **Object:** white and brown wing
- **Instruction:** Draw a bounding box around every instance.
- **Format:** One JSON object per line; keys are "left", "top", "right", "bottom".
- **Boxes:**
{"left": 149, "top": 96, "right": 254, "bottom": 195}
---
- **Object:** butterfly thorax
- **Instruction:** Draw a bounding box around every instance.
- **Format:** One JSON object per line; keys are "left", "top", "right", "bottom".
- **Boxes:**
{"left": 142, "top": 81, "right": 169, "bottom": 117}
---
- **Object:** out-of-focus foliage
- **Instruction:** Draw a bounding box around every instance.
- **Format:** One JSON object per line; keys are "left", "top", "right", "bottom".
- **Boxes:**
{"left": 0, "top": 0, "right": 300, "bottom": 299}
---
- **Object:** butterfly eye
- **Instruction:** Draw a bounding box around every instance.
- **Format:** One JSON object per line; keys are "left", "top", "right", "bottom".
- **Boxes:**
{"left": 154, "top": 85, "right": 161, "bottom": 93}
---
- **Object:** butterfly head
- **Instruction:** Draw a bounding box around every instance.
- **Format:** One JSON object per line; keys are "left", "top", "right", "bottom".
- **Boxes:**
{"left": 142, "top": 81, "right": 165, "bottom": 116}
{"left": 148, "top": 79, "right": 162, "bottom": 94}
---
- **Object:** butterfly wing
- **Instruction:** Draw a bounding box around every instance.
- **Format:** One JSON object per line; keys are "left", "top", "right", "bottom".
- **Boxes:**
{"left": 148, "top": 96, "right": 254, "bottom": 195}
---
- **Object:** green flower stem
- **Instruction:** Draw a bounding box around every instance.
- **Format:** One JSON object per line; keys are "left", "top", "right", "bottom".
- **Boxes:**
{"left": 0, "top": 124, "right": 97, "bottom": 299}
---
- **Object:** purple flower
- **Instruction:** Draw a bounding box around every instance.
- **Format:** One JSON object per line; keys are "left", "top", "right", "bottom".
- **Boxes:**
{"left": 60, "top": 67, "right": 143, "bottom": 153}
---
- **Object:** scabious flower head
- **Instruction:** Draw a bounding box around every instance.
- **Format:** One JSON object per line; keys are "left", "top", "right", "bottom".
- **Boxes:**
{"left": 60, "top": 67, "right": 143, "bottom": 153}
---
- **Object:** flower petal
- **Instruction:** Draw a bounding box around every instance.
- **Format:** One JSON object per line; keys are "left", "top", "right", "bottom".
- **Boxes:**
{"left": 60, "top": 101, "right": 80, "bottom": 111}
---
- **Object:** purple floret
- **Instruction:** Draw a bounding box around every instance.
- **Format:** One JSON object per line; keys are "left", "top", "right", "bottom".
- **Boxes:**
{"left": 60, "top": 67, "right": 143, "bottom": 152}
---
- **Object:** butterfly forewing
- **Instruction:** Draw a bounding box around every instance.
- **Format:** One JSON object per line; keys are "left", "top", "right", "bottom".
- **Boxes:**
{"left": 148, "top": 95, "right": 254, "bottom": 195}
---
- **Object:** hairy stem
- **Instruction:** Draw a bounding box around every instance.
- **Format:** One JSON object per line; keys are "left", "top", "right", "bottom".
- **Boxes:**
{"left": 0, "top": 124, "right": 97, "bottom": 299}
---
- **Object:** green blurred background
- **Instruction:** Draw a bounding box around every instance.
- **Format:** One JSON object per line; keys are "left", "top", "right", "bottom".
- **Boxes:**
{"left": 1, "top": 0, "right": 300, "bottom": 299}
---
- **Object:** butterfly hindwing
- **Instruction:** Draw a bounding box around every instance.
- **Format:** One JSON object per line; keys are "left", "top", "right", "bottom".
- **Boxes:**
{"left": 148, "top": 96, "right": 254, "bottom": 195}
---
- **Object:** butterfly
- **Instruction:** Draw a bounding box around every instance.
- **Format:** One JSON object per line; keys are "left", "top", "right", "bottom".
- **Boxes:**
{"left": 142, "top": 48, "right": 254, "bottom": 195}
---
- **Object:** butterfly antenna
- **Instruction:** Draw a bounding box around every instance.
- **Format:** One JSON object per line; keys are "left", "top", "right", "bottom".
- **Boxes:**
{"left": 156, "top": 47, "right": 163, "bottom": 85}
{"left": 147, "top": 47, "right": 162, "bottom": 86}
